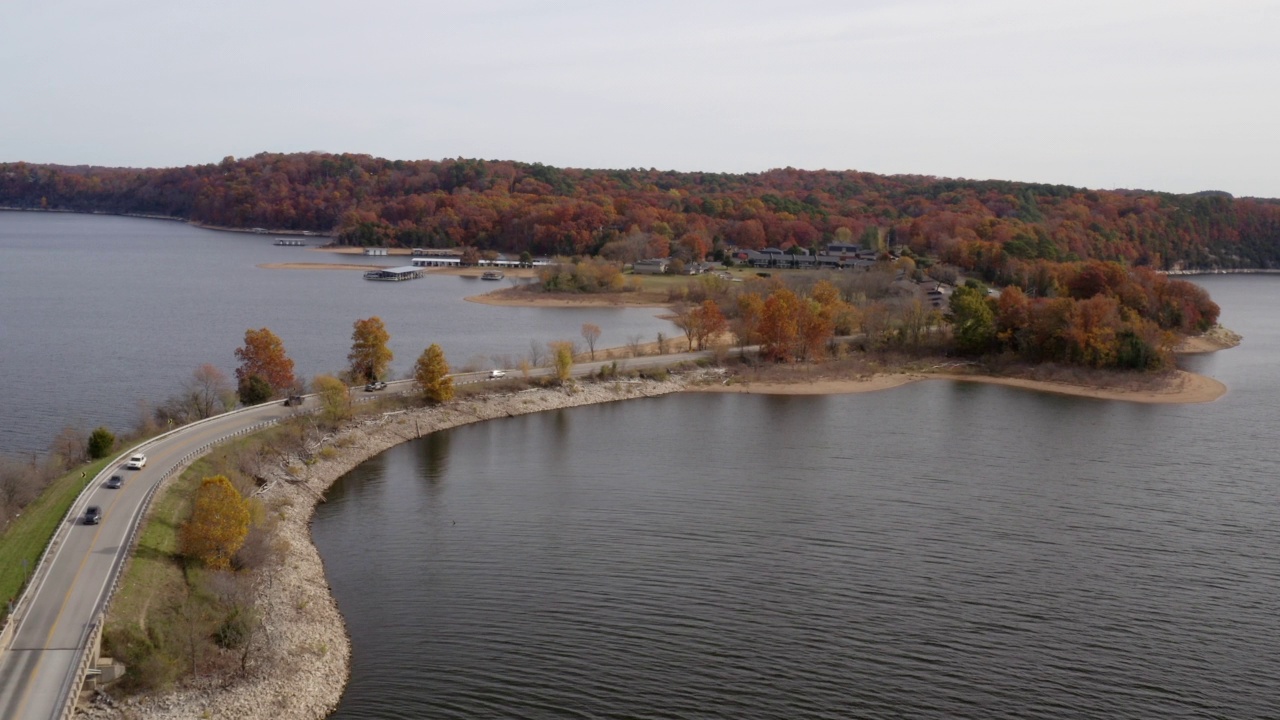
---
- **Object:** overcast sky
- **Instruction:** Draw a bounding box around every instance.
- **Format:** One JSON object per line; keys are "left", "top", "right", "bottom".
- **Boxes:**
{"left": 3, "top": 0, "right": 1277, "bottom": 197}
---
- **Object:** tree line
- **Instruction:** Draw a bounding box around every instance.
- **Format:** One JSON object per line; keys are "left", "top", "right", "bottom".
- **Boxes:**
{"left": 3, "top": 153, "right": 1279, "bottom": 270}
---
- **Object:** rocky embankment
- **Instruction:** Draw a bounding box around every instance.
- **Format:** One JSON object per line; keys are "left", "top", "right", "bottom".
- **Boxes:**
{"left": 86, "top": 376, "right": 693, "bottom": 719}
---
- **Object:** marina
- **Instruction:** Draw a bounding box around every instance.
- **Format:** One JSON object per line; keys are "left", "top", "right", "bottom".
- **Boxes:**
{"left": 363, "top": 266, "right": 424, "bottom": 281}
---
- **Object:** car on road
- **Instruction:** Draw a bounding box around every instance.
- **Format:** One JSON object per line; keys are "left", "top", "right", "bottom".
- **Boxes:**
{"left": 364, "top": 381, "right": 388, "bottom": 391}
{"left": 83, "top": 506, "right": 102, "bottom": 525}
{"left": 283, "top": 395, "right": 305, "bottom": 406}
{"left": 489, "top": 369, "right": 507, "bottom": 379}
{"left": 105, "top": 475, "right": 124, "bottom": 489}
{"left": 125, "top": 454, "right": 147, "bottom": 469}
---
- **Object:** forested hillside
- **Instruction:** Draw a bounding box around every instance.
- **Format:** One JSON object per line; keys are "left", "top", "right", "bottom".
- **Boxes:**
{"left": 3, "top": 152, "right": 1279, "bottom": 271}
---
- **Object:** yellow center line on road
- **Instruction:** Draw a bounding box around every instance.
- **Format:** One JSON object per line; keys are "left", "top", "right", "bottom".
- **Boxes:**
{"left": 12, "top": 478, "right": 130, "bottom": 718}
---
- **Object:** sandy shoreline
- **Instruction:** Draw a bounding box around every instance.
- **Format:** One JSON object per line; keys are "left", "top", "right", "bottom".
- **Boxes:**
{"left": 465, "top": 286, "right": 671, "bottom": 308}
{"left": 695, "top": 369, "right": 1226, "bottom": 404}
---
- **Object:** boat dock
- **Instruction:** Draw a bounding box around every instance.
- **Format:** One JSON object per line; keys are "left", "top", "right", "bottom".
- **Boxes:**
{"left": 364, "top": 266, "right": 424, "bottom": 282}
{"left": 274, "top": 238, "right": 306, "bottom": 246}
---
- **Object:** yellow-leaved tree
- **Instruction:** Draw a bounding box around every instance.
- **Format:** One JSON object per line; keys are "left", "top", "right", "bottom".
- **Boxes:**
{"left": 179, "top": 475, "right": 250, "bottom": 570}
{"left": 550, "top": 341, "right": 574, "bottom": 383}
{"left": 312, "top": 374, "right": 351, "bottom": 423}
{"left": 413, "top": 343, "right": 454, "bottom": 404}
{"left": 348, "top": 316, "right": 393, "bottom": 383}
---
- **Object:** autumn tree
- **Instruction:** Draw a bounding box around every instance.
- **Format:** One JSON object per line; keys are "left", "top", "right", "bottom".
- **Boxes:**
{"left": 413, "top": 344, "right": 454, "bottom": 404}
{"left": 759, "top": 288, "right": 802, "bottom": 362}
{"left": 234, "top": 328, "right": 295, "bottom": 398}
{"left": 581, "top": 323, "right": 602, "bottom": 360}
{"left": 691, "top": 299, "right": 727, "bottom": 351}
{"left": 348, "top": 316, "right": 393, "bottom": 383}
{"left": 179, "top": 476, "right": 250, "bottom": 570}
{"left": 672, "top": 304, "right": 700, "bottom": 351}
{"left": 733, "top": 293, "right": 764, "bottom": 352}
{"left": 797, "top": 298, "right": 835, "bottom": 360}
{"left": 551, "top": 341, "right": 575, "bottom": 383}
{"left": 312, "top": 374, "right": 351, "bottom": 423}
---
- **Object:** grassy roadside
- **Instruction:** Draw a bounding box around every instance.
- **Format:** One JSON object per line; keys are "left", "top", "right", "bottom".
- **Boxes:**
{"left": 103, "top": 455, "right": 208, "bottom": 641}
{"left": 0, "top": 455, "right": 119, "bottom": 621}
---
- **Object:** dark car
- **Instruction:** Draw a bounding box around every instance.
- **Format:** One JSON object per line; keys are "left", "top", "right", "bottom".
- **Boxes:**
{"left": 106, "top": 475, "right": 124, "bottom": 489}
{"left": 283, "top": 395, "right": 304, "bottom": 407}
{"left": 364, "top": 381, "right": 387, "bottom": 392}
{"left": 84, "top": 506, "right": 102, "bottom": 525}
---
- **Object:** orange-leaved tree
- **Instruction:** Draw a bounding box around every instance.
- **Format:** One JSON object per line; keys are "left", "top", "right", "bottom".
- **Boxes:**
{"left": 348, "top": 316, "right": 393, "bottom": 383}
{"left": 759, "top": 288, "right": 801, "bottom": 362}
{"left": 179, "top": 475, "right": 250, "bottom": 570}
{"left": 691, "top": 299, "right": 727, "bottom": 351}
{"left": 234, "top": 328, "right": 295, "bottom": 398}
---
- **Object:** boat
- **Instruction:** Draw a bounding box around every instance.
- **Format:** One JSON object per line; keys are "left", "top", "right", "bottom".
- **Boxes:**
{"left": 481, "top": 271, "right": 505, "bottom": 281}
{"left": 274, "top": 238, "right": 306, "bottom": 246}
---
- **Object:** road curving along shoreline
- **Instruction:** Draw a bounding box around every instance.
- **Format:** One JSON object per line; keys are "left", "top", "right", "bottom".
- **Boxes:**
{"left": 87, "top": 339, "right": 1236, "bottom": 718}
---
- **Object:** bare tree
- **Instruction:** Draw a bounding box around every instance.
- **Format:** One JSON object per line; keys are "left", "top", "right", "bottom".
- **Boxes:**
{"left": 48, "top": 425, "right": 87, "bottom": 469}
{"left": 186, "top": 364, "right": 235, "bottom": 420}
{"left": 626, "top": 334, "right": 645, "bottom": 357}
{"left": 0, "top": 455, "right": 37, "bottom": 523}
{"left": 528, "top": 340, "right": 547, "bottom": 367}
{"left": 581, "top": 323, "right": 602, "bottom": 360}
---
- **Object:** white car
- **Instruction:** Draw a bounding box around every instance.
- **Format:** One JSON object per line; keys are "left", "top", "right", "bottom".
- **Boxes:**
{"left": 125, "top": 454, "right": 147, "bottom": 470}
{"left": 489, "top": 369, "right": 507, "bottom": 379}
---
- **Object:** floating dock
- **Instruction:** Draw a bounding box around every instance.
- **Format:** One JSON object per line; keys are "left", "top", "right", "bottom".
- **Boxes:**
{"left": 364, "top": 266, "right": 424, "bottom": 281}
{"left": 274, "top": 238, "right": 306, "bottom": 246}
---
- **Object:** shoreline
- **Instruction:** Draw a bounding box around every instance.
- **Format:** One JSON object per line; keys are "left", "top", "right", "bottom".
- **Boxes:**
{"left": 465, "top": 286, "right": 671, "bottom": 308}
{"left": 693, "top": 369, "right": 1226, "bottom": 404}
{"left": 98, "top": 345, "right": 1235, "bottom": 717}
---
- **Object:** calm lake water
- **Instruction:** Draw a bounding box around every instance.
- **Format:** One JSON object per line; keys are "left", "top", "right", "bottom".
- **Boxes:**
{"left": 0, "top": 211, "right": 672, "bottom": 455}
{"left": 312, "top": 275, "right": 1280, "bottom": 718}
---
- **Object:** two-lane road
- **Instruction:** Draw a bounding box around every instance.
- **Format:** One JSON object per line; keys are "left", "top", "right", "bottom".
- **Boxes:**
{"left": 0, "top": 351, "right": 708, "bottom": 719}
{"left": 0, "top": 396, "right": 306, "bottom": 720}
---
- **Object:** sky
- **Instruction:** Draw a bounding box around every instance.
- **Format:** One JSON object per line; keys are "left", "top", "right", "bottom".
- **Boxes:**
{"left": 3, "top": 0, "right": 1278, "bottom": 197}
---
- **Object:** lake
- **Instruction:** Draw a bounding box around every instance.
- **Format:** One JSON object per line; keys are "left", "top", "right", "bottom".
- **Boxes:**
{"left": 0, "top": 211, "right": 673, "bottom": 455}
{"left": 312, "top": 275, "right": 1279, "bottom": 718}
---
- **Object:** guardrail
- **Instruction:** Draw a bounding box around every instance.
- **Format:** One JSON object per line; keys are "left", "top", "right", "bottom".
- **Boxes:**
{"left": 1, "top": 399, "right": 297, "bottom": 718}
{"left": 54, "top": 619, "right": 100, "bottom": 720}
{"left": 0, "top": 396, "right": 307, "bottom": 657}
{"left": 52, "top": 416, "right": 283, "bottom": 718}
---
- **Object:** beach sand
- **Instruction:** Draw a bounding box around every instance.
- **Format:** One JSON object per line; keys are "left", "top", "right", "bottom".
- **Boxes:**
{"left": 693, "top": 369, "right": 1226, "bottom": 404}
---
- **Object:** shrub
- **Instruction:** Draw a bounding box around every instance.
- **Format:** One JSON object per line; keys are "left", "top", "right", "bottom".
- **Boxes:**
{"left": 87, "top": 426, "right": 115, "bottom": 459}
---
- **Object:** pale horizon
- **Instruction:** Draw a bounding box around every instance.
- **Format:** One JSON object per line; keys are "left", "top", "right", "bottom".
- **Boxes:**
{"left": 4, "top": 0, "right": 1277, "bottom": 198}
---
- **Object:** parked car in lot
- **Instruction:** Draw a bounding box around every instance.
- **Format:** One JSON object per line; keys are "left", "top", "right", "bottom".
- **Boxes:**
{"left": 489, "top": 369, "right": 507, "bottom": 379}
{"left": 364, "top": 381, "right": 388, "bottom": 392}
{"left": 105, "top": 475, "right": 124, "bottom": 489}
{"left": 83, "top": 506, "right": 102, "bottom": 525}
{"left": 125, "top": 454, "right": 147, "bottom": 469}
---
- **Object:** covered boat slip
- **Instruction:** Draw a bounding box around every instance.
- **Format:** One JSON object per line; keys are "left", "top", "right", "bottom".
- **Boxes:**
{"left": 364, "top": 266, "right": 424, "bottom": 281}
